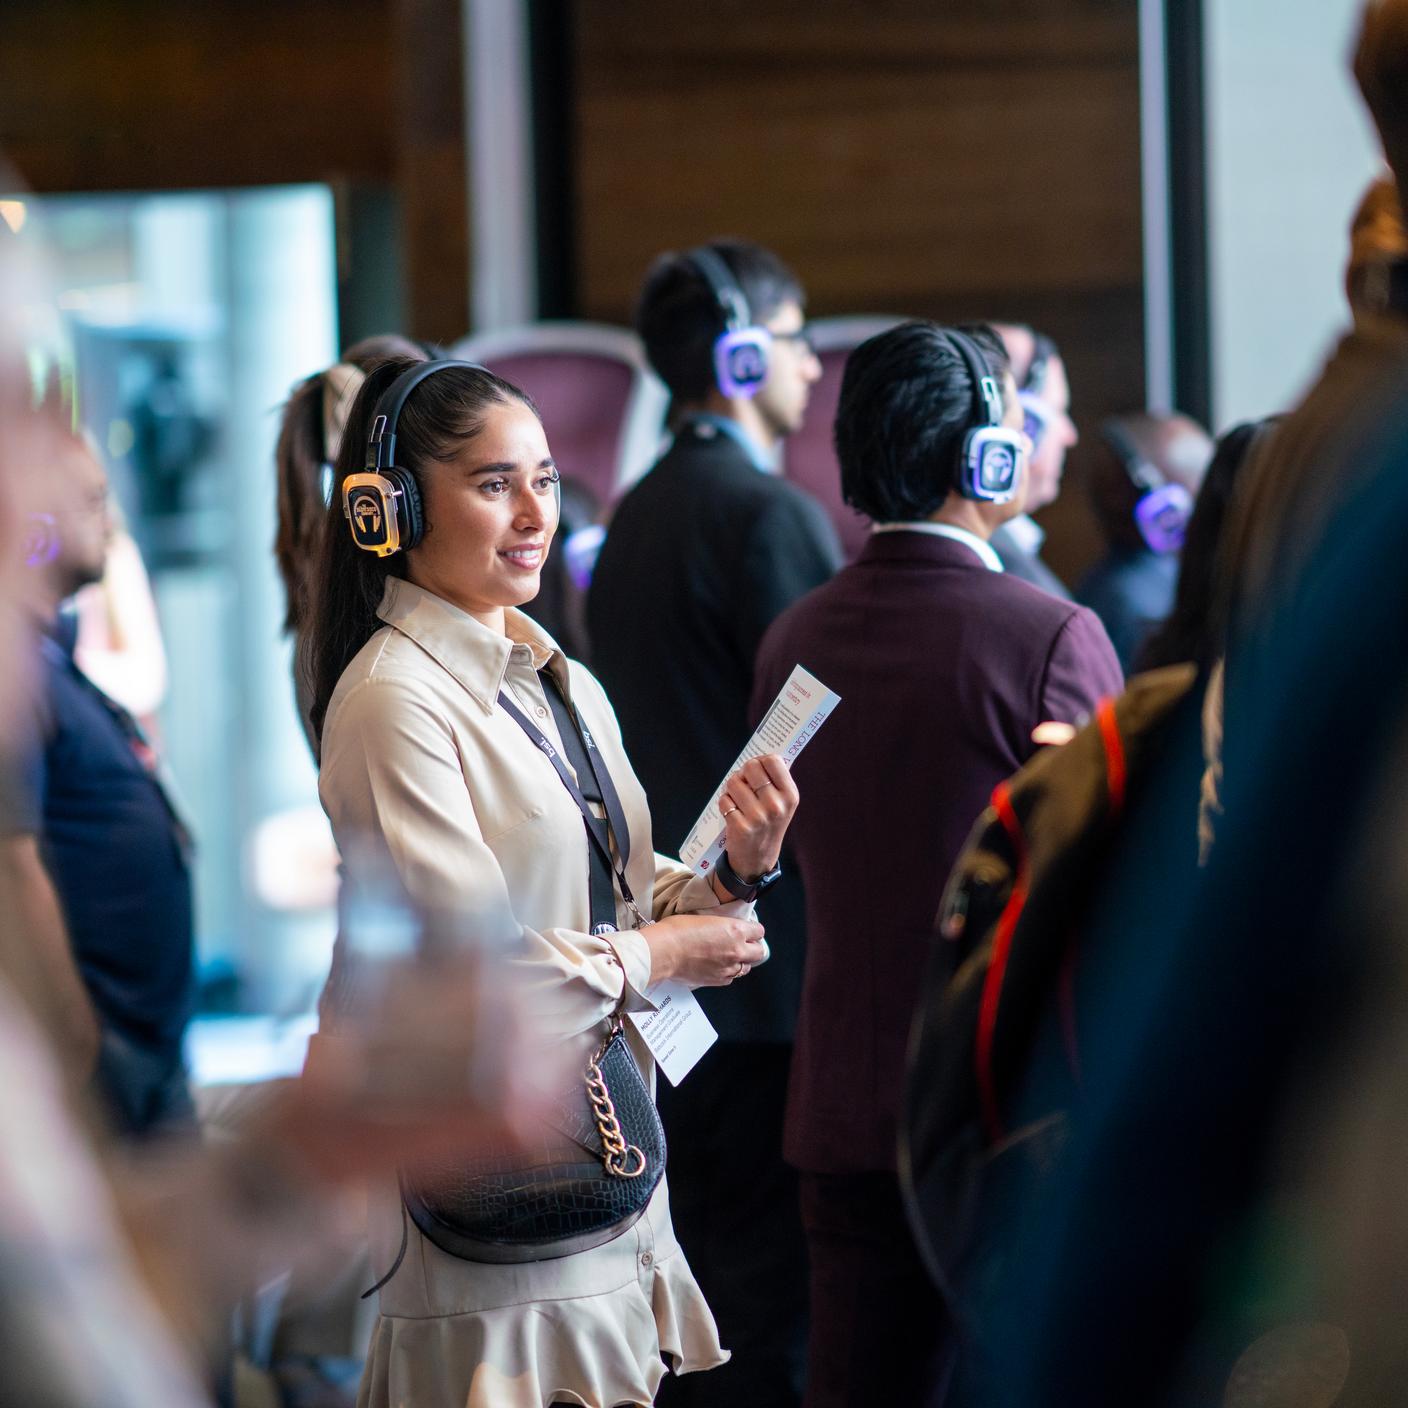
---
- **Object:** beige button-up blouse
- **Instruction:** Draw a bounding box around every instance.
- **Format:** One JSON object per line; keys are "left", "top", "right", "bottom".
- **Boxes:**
{"left": 317, "top": 576, "right": 730, "bottom": 1408}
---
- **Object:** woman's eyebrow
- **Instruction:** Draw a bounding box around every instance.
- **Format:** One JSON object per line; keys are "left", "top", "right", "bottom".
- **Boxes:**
{"left": 467, "top": 457, "right": 557, "bottom": 476}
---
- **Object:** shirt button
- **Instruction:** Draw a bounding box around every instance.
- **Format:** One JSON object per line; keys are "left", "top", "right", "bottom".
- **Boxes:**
{"left": 640, "top": 1251, "right": 653, "bottom": 1268}
{"left": 535, "top": 706, "right": 549, "bottom": 719}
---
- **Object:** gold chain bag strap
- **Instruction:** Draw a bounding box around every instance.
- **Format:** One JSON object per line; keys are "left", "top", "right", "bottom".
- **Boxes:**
{"left": 587, "top": 1006, "right": 650, "bottom": 1180}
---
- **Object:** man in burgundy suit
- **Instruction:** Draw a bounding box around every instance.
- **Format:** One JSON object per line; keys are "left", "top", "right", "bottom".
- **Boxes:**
{"left": 752, "top": 322, "right": 1123, "bottom": 1408}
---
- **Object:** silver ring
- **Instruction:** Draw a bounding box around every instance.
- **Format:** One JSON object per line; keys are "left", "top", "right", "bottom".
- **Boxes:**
{"left": 734, "top": 960, "right": 747, "bottom": 978}
{"left": 754, "top": 780, "right": 774, "bottom": 791}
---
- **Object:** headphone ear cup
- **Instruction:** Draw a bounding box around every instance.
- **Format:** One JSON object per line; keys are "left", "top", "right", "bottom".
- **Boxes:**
{"left": 24, "top": 513, "right": 59, "bottom": 568}
{"left": 1133, "top": 482, "right": 1194, "bottom": 554}
{"left": 388, "top": 467, "right": 424, "bottom": 551}
{"left": 714, "top": 329, "right": 772, "bottom": 399}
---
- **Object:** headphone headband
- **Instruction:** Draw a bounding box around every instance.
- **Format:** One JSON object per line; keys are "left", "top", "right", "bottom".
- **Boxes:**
{"left": 941, "top": 329, "right": 1005, "bottom": 432}
{"left": 1100, "top": 419, "right": 1164, "bottom": 495}
{"left": 367, "top": 359, "right": 490, "bottom": 472}
{"left": 686, "top": 246, "right": 750, "bottom": 333}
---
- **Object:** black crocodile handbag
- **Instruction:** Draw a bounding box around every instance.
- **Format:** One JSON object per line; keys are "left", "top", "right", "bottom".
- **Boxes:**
{"left": 399, "top": 1020, "right": 666, "bottom": 1263}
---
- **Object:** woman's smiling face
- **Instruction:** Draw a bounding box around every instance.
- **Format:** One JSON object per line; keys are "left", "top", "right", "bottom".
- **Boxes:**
{"left": 405, "top": 398, "right": 560, "bottom": 629}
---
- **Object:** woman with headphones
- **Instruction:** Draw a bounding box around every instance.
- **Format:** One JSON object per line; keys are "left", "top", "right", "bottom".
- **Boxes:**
{"left": 303, "top": 357, "right": 796, "bottom": 1408}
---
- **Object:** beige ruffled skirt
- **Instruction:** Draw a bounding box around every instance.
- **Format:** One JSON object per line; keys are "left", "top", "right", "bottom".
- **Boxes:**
{"left": 356, "top": 1176, "right": 727, "bottom": 1408}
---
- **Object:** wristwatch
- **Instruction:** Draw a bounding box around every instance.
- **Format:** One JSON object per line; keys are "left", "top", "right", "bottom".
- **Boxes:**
{"left": 713, "top": 852, "right": 783, "bottom": 902}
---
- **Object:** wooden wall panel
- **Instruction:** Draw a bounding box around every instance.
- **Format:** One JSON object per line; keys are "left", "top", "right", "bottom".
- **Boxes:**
{"left": 0, "top": 0, "right": 468, "bottom": 343}
{"left": 572, "top": 0, "right": 1146, "bottom": 581}
{"left": 0, "top": 0, "right": 394, "bottom": 190}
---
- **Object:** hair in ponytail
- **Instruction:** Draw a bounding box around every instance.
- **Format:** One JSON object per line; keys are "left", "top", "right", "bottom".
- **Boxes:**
{"left": 300, "top": 356, "right": 539, "bottom": 746}
{"left": 273, "top": 334, "right": 426, "bottom": 637}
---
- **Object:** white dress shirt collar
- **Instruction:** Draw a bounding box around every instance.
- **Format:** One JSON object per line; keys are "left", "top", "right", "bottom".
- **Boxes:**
{"left": 376, "top": 575, "right": 566, "bottom": 714}
{"left": 871, "top": 521, "right": 1004, "bottom": 572}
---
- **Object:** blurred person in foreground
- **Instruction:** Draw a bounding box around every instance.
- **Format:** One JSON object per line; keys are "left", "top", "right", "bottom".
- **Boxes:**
{"left": 73, "top": 497, "right": 168, "bottom": 733}
{"left": 0, "top": 218, "right": 541, "bottom": 1405}
{"left": 306, "top": 356, "right": 795, "bottom": 1408}
{"left": 1218, "top": 156, "right": 1408, "bottom": 648}
{"left": 751, "top": 322, "right": 1122, "bottom": 1408}
{"left": 1076, "top": 413, "right": 1214, "bottom": 672}
{"left": 588, "top": 239, "right": 838, "bottom": 1408}
{"left": 989, "top": 324, "right": 1080, "bottom": 597}
{"left": 963, "top": 4, "right": 1408, "bottom": 1402}
{"left": 1201, "top": 95, "right": 1408, "bottom": 860}
{"left": 1, "top": 432, "right": 196, "bottom": 1136}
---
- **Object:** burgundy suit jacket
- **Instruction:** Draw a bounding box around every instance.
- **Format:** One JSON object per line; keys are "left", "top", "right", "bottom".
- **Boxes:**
{"left": 750, "top": 529, "right": 1123, "bottom": 1173}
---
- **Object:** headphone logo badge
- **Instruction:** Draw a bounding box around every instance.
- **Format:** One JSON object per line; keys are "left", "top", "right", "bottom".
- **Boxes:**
{"left": 351, "top": 492, "right": 383, "bottom": 540}
{"left": 726, "top": 343, "right": 767, "bottom": 384}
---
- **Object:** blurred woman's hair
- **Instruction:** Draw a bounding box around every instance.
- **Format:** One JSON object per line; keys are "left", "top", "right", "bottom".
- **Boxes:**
{"left": 274, "top": 334, "right": 428, "bottom": 637}
{"left": 301, "top": 357, "right": 539, "bottom": 745}
{"left": 1137, "top": 419, "right": 1276, "bottom": 674}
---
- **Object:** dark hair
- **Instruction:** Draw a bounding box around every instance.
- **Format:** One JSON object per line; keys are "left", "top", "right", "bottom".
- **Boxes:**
{"left": 1356, "top": 2, "right": 1408, "bottom": 182}
{"left": 834, "top": 321, "right": 1010, "bottom": 523}
{"left": 635, "top": 239, "right": 805, "bottom": 403}
{"left": 1136, "top": 420, "right": 1271, "bottom": 673}
{"left": 301, "top": 357, "right": 540, "bottom": 744}
{"left": 274, "top": 334, "right": 427, "bottom": 636}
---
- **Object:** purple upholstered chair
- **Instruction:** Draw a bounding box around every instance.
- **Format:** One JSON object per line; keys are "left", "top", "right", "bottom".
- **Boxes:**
{"left": 450, "top": 322, "right": 668, "bottom": 507}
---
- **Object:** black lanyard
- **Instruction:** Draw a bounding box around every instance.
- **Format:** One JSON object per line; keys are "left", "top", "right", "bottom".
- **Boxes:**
{"left": 497, "top": 673, "right": 647, "bottom": 932}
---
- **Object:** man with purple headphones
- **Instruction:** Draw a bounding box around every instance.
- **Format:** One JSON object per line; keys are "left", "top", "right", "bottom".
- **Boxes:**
{"left": 752, "top": 321, "right": 1122, "bottom": 1407}
{"left": 589, "top": 239, "right": 841, "bottom": 1408}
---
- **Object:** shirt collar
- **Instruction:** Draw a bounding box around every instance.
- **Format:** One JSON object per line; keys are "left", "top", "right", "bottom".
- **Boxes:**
{"left": 870, "top": 521, "right": 1004, "bottom": 572}
{"left": 997, "top": 513, "right": 1045, "bottom": 555}
{"left": 376, "top": 576, "right": 567, "bottom": 713}
{"left": 677, "top": 413, "right": 774, "bottom": 474}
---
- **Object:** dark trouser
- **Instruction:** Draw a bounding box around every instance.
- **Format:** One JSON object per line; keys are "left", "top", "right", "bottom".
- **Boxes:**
{"left": 798, "top": 1170, "right": 953, "bottom": 1408}
{"left": 653, "top": 1042, "right": 808, "bottom": 1408}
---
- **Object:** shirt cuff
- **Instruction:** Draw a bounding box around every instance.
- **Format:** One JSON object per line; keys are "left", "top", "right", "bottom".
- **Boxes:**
{"left": 680, "top": 871, "right": 759, "bottom": 918}
{"left": 604, "top": 926, "right": 658, "bottom": 1011}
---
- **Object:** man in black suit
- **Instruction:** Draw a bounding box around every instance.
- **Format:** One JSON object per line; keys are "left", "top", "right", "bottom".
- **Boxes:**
{"left": 588, "top": 239, "right": 840, "bottom": 1407}
{"left": 752, "top": 322, "right": 1122, "bottom": 1407}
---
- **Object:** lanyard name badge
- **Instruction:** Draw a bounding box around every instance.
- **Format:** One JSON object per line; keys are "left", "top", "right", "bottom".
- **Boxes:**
{"left": 499, "top": 675, "right": 716, "bottom": 1085}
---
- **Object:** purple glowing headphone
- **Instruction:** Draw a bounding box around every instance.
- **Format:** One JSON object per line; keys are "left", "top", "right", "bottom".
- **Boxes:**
{"left": 687, "top": 246, "right": 772, "bottom": 400}
{"left": 1101, "top": 420, "right": 1194, "bottom": 555}
{"left": 24, "top": 513, "right": 60, "bottom": 568}
{"left": 942, "top": 329, "right": 1028, "bottom": 504}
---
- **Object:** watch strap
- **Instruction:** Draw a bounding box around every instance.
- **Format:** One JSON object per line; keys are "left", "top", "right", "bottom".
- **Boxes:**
{"left": 715, "top": 852, "right": 782, "bottom": 901}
